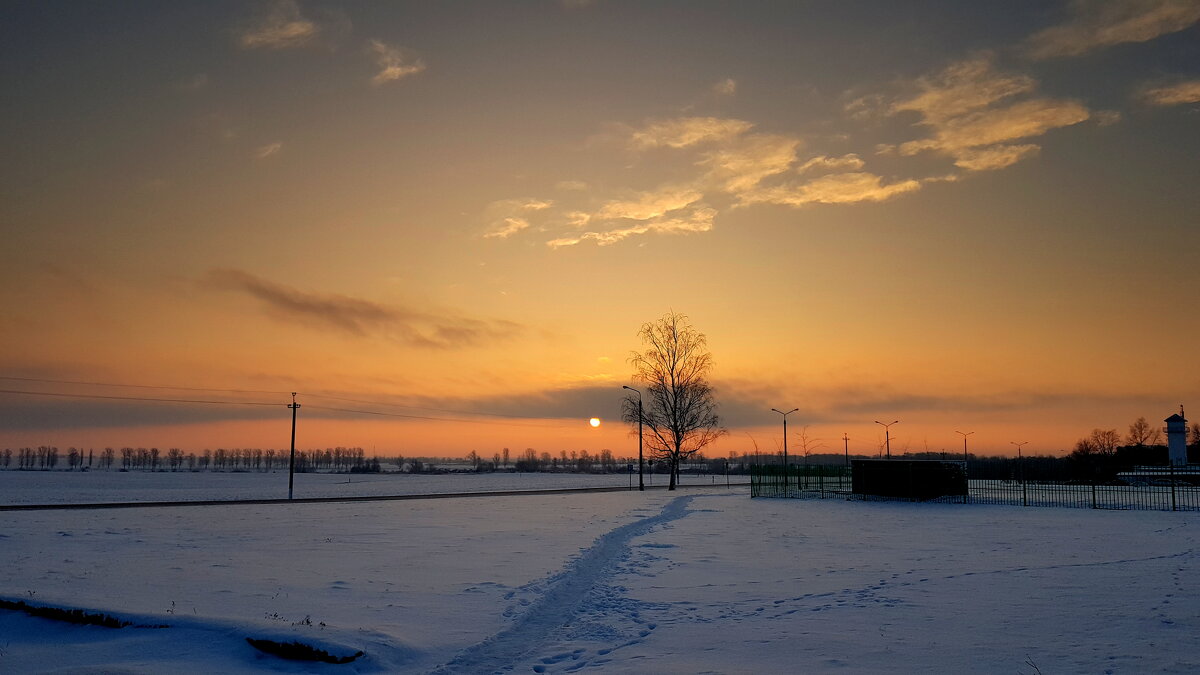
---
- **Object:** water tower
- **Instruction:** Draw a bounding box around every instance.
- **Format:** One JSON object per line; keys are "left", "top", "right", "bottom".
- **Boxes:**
{"left": 1165, "top": 406, "right": 1188, "bottom": 466}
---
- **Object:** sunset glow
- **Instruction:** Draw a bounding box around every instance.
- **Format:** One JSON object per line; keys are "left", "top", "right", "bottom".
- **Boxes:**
{"left": 1, "top": 2, "right": 1198, "bottom": 459}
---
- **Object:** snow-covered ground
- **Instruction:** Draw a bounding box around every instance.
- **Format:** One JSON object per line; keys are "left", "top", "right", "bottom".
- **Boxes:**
{"left": 1, "top": 482, "right": 1197, "bottom": 673}
{"left": 0, "top": 470, "right": 729, "bottom": 506}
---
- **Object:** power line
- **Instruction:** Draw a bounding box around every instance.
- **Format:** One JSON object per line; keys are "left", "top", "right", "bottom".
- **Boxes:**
{"left": 303, "top": 404, "right": 567, "bottom": 428}
{"left": 0, "top": 388, "right": 281, "bottom": 407}
{"left": 0, "top": 376, "right": 571, "bottom": 424}
{"left": 0, "top": 375, "right": 289, "bottom": 396}
{"left": 0, "top": 389, "right": 586, "bottom": 429}
{"left": 299, "top": 392, "right": 538, "bottom": 420}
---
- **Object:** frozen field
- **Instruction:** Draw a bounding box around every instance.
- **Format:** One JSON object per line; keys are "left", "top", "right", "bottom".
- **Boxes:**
{"left": 0, "top": 470, "right": 728, "bottom": 506}
{"left": 1, "top": 485, "right": 1197, "bottom": 673}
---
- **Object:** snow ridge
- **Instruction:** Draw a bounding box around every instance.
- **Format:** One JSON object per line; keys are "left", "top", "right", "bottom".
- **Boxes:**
{"left": 429, "top": 495, "right": 693, "bottom": 675}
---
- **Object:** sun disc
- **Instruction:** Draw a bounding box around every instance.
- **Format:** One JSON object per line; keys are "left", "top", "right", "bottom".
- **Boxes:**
{"left": 589, "top": 417, "right": 601, "bottom": 427}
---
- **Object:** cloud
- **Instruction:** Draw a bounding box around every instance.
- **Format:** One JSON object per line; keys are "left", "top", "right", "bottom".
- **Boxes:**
{"left": 1025, "top": 0, "right": 1200, "bottom": 59}
{"left": 254, "top": 142, "right": 283, "bottom": 159}
{"left": 891, "top": 55, "right": 1036, "bottom": 124}
{"left": 699, "top": 133, "right": 802, "bottom": 193}
{"left": 484, "top": 217, "right": 531, "bottom": 239}
{"left": 898, "top": 98, "right": 1091, "bottom": 155}
{"left": 797, "top": 154, "right": 866, "bottom": 174}
{"left": 368, "top": 39, "right": 426, "bottom": 85}
{"left": 594, "top": 186, "right": 703, "bottom": 221}
{"left": 547, "top": 205, "right": 716, "bottom": 248}
{"left": 491, "top": 114, "right": 925, "bottom": 248}
{"left": 950, "top": 144, "right": 1041, "bottom": 171}
{"left": 239, "top": 0, "right": 320, "bottom": 49}
{"left": 711, "top": 78, "right": 737, "bottom": 96}
{"left": 629, "top": 116, "right": 755, "bottom": 149}
{"left": 741, "top": 172, "right": 922, "bottom": 207}
{"left": 205, "top": 269, "right": 522, "bottom": 348}
{"left": 890, "top": 55, "right": 1090, "bottom": 171}
{"left": 176, "top": 74, "right": 209, "bottom": 91}
{"left": 483, "top": 198, "right": 554, "bottom": 238}
{"left": 1141, "top": 79, "right": 1200, "bottom": 105}
{"left": 555, "top": 180, "right": 589, "bottom": 191}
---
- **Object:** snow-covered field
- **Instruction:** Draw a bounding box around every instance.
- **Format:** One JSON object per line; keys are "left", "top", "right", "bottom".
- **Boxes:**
{"left": 1, "top": 478, "right": 1197, "bottom": 673}
{"left": 0, "top": 470, "right": 725, "bottom": 506}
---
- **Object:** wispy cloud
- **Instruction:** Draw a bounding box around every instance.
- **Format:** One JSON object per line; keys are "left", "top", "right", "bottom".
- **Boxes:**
{"left": 890, "top": 55, "right": 1090, "bottom": 171}
{"left": 490, "top": 113, "right": 926, "bottom": 248}
{"left": 368, "top": 39, "right": 426, "bottom": 85}
{"left": 1140, "top": 79, "right": 1200, "bottom": 105}
{"left": 711, "top": 78, "right": 737, "bottom": 96}
{"left": 483, "top": 198, "right": 554, "bottom": 238}
{"left": 547, "top": 205, "right": 716, "bottom": 248}
{"left": 175, "top": 73, "right": 209, "bottom": 91}
{"left": 629, "top": 116, "right": 754, "bottom": 149}
{"left": 1025, "top": 0, "right": 1200, "bottom": 59}
{"left": 254, "top": 142, "right": 283, "bottom": 159}
{"left": 594, "top": 186, "right": 703, "bottom": 221}
{"left": 797, "top": 154, "right": 866, "bottom": 174}
{"left": 205, "top": 269, "right": 522, "bottom": 349}
{"left": 239, "top": 0, "right": 320, "bottom": 50}
{"left": 699, "top": 133, "right": 802, "bottom": 194}
{"left": 741, "top": 172, "right": 922, "bottom": 207}
{"left": 484, "top": 217, "right": 531, "bottom": 239}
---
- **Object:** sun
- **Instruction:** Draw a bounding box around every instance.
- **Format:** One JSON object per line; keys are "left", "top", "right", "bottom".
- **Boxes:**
{"left": 589, "top": 417, "right": 601, "bottom": 428}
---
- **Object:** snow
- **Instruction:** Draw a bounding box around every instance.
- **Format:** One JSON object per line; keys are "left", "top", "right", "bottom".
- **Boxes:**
{"left": 1, "top": 475, "right": 1197, "bottom": 673}
{"left": 0, "top": 470, "right": 662, "bottom": 506}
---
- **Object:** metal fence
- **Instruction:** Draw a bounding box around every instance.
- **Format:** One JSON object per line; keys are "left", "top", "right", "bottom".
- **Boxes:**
{"left": 751, "top": 464, "right": 1200, "bottom": 511}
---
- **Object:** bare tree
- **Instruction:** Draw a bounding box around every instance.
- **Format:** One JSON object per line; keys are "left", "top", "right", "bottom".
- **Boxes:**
{"left": 1126, "top": 417, "right": 1163, "bottom": 447}
{"left": 1071, "top": 428, "right": 1121, "bottom": 457}
{"left": 622, "top": 311, "right": 724, "bottom": 490}
{"left": 795, "top": 425, "right": 826, "bottom": 466}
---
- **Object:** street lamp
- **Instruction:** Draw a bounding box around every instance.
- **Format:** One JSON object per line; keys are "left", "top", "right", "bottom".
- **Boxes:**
{"left": 1011, "top": 441, "right": 1029, "bottom": 506}
{"left": 956, "top": 430, "right": 975, "bottom": 463}
{"left": 875, "top": 420, "right": 899, "bottom": 459}
{"left": 623, "top": 386, "right": 644, "bottom": 491}
{"left": 771, "top": 408, "right": 799, "bottom": 492}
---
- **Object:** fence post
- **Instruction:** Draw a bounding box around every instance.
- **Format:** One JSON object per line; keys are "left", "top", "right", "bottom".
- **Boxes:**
{"left": 1091, "top": 480, "right": 1097, "bottom": 509}
{"left": 1170, "top": 463, "right": 1177, "bottom": 512}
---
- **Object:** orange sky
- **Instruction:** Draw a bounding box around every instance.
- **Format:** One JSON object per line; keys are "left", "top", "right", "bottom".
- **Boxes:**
{"left": 2, "top": 1, "right": 1198, "bottom": 458}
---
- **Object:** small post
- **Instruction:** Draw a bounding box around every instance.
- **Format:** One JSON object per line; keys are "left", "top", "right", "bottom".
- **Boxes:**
{"left": 1170, "top": 463, "right": 1177, "bottom": 512}
{"left": 287, "top": 392, "right": 300, "bottom": 500}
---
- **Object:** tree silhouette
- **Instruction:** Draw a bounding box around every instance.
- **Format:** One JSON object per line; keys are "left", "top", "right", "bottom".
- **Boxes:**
{"left": 623, "top": 311, "right": 724, "bottom": 490}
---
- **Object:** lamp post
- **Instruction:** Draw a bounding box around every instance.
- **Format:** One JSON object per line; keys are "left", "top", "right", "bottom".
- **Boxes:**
{"left": 771, "top": 408, "right": 799, "bottom": 492}
{"left": 1011, "top": 441, "right": 1029, "bottom": 506}
{"left": 623, "top": 386, "right": 644, "bottom": 491}
{"left": 956, "top": 430, "right": 974, "bottom": 463}
{"left": 875, "top": 420, "right": 899, "bottom": 459}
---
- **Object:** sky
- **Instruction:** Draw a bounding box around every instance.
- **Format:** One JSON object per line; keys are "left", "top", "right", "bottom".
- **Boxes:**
{"left": 2, "top": 0, "right": 1198, "bottom": 459}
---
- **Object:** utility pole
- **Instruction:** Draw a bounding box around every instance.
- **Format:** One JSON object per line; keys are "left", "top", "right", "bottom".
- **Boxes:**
{"left": 842, "top": 433, "right": 850, "bottom": 468}
{"left": 288, "top": 392, "right": 300, "bottom": 500}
